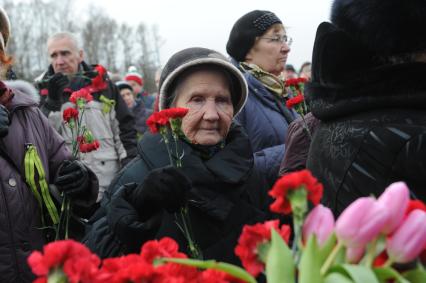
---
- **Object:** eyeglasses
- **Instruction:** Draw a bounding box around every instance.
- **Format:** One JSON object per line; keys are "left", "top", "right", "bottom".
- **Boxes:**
{"left": 259, "top": 35, "right": 293, "bottom": 46}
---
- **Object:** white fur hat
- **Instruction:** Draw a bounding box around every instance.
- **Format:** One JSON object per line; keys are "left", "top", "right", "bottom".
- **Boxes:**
{"left": 0, "top": 7, "right": 11, "bottom": 52}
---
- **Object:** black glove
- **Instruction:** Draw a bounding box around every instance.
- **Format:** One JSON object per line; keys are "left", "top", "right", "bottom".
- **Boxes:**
{"left": 129, "top": 166, "right": 191, "bottom": 218}
{"left": 55, "top": 160, "right": 89, "bottom": 198}
{"left": 46, "top": 73, "right": 68, "bottom": 108}
{"left": 0, "top": 104, "right": 10, "bottom": 138}
{"left": 107, "top": 183, "right": 163, "bottom": 251}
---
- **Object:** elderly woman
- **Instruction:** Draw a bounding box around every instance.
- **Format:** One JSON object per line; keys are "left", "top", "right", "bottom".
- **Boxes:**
{"left": 226, "top": 10, "right": 298, "bottom": 187}
{"left": 85, "top": 48, "right": 270, "bottom": 264}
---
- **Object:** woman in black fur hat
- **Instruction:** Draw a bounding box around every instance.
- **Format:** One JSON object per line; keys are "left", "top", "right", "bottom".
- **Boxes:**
{"left": 306, "top": 0, "right": 426, "bottom": 216}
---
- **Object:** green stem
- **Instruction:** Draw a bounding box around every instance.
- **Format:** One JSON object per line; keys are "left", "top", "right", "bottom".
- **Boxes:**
{"left": 55, "top": 193, "right": 68, "bottom": 240}
{"left": 364, "top": 238, "right": 378, "bottom": 267}
{"left": 383, "top": 258, "right": 393, "bottom": 268}
{"left": 320, "top": 241, "right": 343, "bottom": 275}
{"left": 292, "top": 214, "right": 303, "bottom": 265}
{"left": 64, "top": 199, "right": 71, "bottom": 239}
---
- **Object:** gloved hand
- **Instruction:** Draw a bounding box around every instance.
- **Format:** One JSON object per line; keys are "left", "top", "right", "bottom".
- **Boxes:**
{"left": 0, "top": 104, "right": 10, "bottom": 138}
{"left": 55, "top": 160, "right": 89, "bottom": 198}
{"left": 47, "top": 73, "right": 68, "bottom": 105}
{"left": 107, "top": 183, "right": 163, "bottom": 250}
{"left": 129, "top": 166, "right": 192, "bottom": 218}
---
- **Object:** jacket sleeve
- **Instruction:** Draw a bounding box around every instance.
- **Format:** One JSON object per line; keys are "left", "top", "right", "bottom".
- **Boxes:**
{"left": 108, "top": 82, "right": 137, "bottom": 162}
{"left": 83, "top": 157, "right": 160, "bottom": 257}
{"left": 254, "top": 144, "right": 285, "bottom": 188}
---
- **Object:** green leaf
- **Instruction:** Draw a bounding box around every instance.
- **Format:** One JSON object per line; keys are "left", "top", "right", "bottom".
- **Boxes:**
{"left": 318, "top": 233, "right": 337, "bottom": 263}
{"left": 324, "top": 273, "right": 353, "bottom": 283}
{"left": 330, "top": 264, "right": 380, "bottom": 283}
{"left": 266, "top": 229, "right": 295, "bottom": 283}
{"left": 299, "top": 234, "right": 322, "bottom": 283}
{"left": 374, "top": 267, "right": 410, "bottom": 283}
{"left": 163, "top": 258, "right": 257, "bottom": 283}
{"left": 403, "top": 268, "right": 426, "bottom": 283}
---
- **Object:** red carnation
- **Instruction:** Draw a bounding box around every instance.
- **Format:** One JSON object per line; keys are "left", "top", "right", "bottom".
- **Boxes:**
{"left": 285, "top": 78, "right": 299, "bottom": 87}
{"left": 163, "top": 107, "right": 189, "bottom": 119}
{"left": 79, "top": 140, "right": 100, "bottom": 153}
{"left": 406, "top": 200, "right": 426, "bottom": 215}
{"left": 234, "top": 220, "right": 291, "bottom": 277}
{"left": 146, "top": 111, "right": 170, "bottom": 133}
{"left": 70, "top": 88, "right": 93, "bottom": 105}
{"left": 373, "top": 251, "right": 389, "bottom": 267}
{"left": 27, "top": 240, "right": 100, "bottom": 283}
{"left": 98, "top": 254, "right": 155, "bottom": 283}
{"left": 286, "top": 94, "right": 305, "bottom": 109}
{"left": 91, "top": 65, "right": 108, "bottom": 92}
{"left": 269, "top": 169, "right": 323, "bottom": 215}
{"left": 140, "top": 237, "right": 187, "bottom": 264}
{"left": 297, "top": 77, "right": 308, "bottom": 84}
{"left": 63, "top": 107, "right": 79, "bottom": 123}
{"left": 153, "top": 262, "right": 199, "bottom": 283}
{"left": 198, "top": 269, "right": 247, "bottom": 283}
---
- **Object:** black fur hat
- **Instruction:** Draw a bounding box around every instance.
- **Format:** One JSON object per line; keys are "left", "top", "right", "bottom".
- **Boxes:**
{"left": 226, "top": 10, "right": 282, "bottom": 62}
{"left": 331, "top": 0, "right": 426, "bottom": 56}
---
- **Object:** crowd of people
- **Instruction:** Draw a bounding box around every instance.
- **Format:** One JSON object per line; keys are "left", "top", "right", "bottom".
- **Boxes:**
{"left": 0, "top": 0, "right": 425, "bottom": 281}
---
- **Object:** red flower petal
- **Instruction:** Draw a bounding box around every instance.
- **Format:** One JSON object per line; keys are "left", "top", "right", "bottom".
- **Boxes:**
{"left": 140, "top": 237, "right": 187, "bottom": 264}
{"left": 234, "top": 220, "right": 291, "bottom": 277}
{"left": 269, "top": 169, "right": 323, "bottom": 215}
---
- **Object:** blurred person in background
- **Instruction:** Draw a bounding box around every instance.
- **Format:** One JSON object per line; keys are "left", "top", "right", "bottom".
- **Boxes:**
{"left": 299, "top": 61, "right": 312, "bottom": 81}
{"left": 36, "top": 32, "right": 136, "bottom": 201}
{"left": 125, "top": 66, "right": 155, "bottom": 110}
{"left": 283, "top": 63, "right": 297, "bottom": 79}
{"left": 116, "top": 80, "right": 152, "bottom": 140}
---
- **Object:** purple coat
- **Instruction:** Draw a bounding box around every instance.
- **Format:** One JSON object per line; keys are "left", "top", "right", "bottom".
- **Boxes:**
{"left": 0, "top": 81, "right": 97, "bottom": 282}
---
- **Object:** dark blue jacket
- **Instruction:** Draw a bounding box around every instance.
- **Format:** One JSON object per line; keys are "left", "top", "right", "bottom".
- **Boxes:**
{"left": 235, "top": 70, "right": 297, "bottom": 186}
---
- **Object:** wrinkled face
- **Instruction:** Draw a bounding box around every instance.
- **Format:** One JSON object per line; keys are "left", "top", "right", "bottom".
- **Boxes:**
{"left": 127, "top": 80, "right": 142, "bottom": 94}
{"left": 173, "top": 69, "right": 234, "bottom": 145}
{"left": 120, "top": 88, "right": 135, "bottom": 108}
{"left": 47, "top": 37, "right": 83, "bottom": 75}
{"left": 245, "top": 24, "right": 290, "bottom": 76}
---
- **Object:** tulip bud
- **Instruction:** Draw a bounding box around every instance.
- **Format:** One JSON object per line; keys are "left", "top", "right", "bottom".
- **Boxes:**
{"left": 336, "top": 197, "right": 388, "bottom": 248}
{"left": 302, "top": 204, "right": 335, "bottom": 247}
{"left": 346, "top": 246, "right": 365, "bottom": 264}
{"left": 387, "top": 209, "right": 426, "bottom": 263}
{"left": 377, "top": 182, "right": 410, "bottom": 235}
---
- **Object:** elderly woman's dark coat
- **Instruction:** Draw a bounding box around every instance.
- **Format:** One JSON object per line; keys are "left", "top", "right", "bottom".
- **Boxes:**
{"left": 84, "top": 123, "right": 270, "bottom": 264}
{"left": 306, "top": 22, "right": 426, "bottom": 216}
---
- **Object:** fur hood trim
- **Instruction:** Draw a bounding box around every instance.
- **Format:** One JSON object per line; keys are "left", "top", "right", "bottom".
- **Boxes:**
{"left": 5, "top": 80, "right": 40, "bottom": 104}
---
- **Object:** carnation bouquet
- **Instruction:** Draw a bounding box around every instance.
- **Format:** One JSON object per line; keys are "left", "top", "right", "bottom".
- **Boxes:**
{"left": 285, "top": 77, "right": 312, "bottom": 139}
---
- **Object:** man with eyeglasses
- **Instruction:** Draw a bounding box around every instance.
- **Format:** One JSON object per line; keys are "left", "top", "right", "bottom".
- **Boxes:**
{"left": 226, "top": 10, "right": 298, "bottom": 190}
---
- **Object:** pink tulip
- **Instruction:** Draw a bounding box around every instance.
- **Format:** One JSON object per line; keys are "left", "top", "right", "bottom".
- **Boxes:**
{"left": 346, "top": 246, "right": 365, "bottom": 264}
{"left": 335, "top": 197, "right": 388, "bottom": 248}
{"left": 377, "top": 182, "right": 410, "bottom": 235}
{"left": 302, "top": 204, "right": 335, "bottom": 247}
{"left": 387, "top": 209, "right": 426, "bottom": 263}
